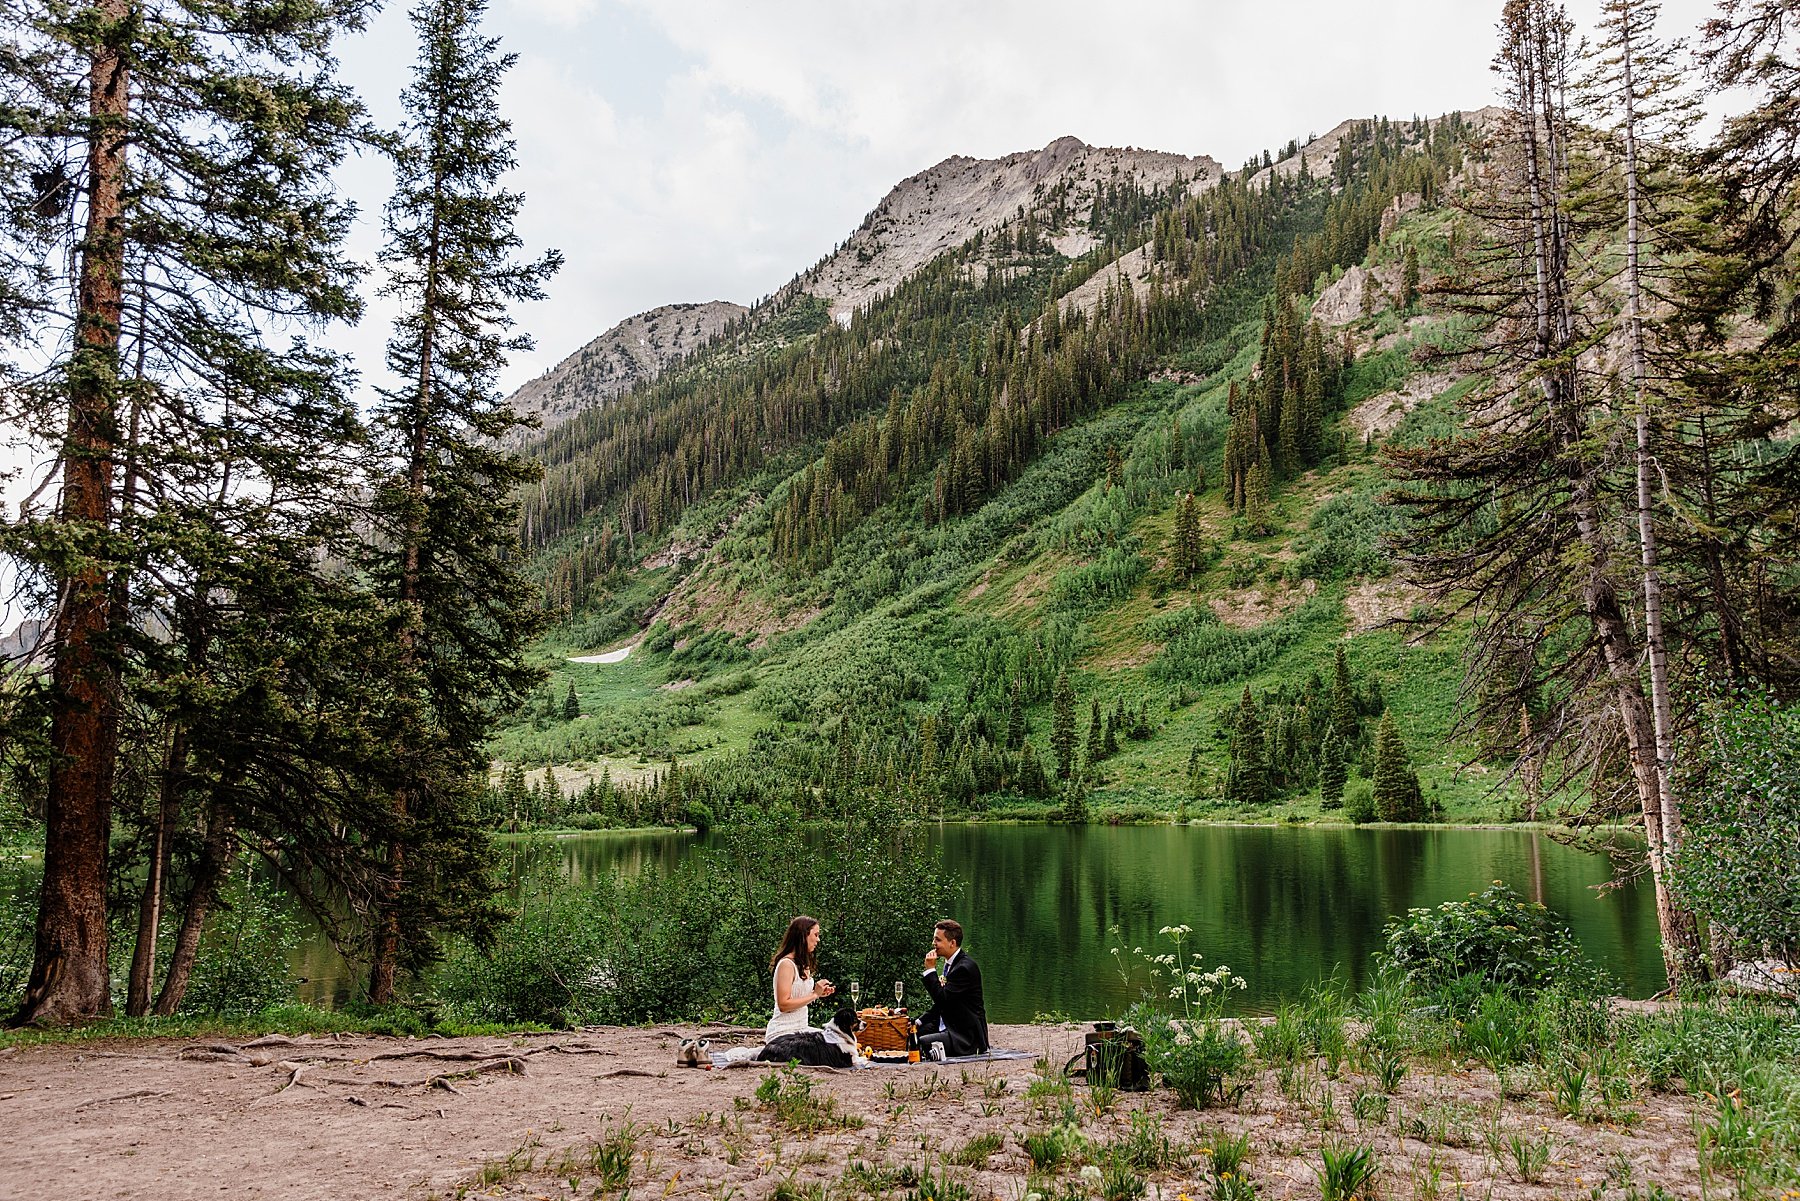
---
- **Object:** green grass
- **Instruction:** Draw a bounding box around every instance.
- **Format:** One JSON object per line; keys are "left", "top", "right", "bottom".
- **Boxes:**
{"left": 0, "top": 1002, "right": 548, "bottom": 1049}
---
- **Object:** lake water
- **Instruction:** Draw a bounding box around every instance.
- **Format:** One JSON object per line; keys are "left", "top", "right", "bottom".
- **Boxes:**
{"left": 288, "top": 824, "right": 1663, "bottom": 1020}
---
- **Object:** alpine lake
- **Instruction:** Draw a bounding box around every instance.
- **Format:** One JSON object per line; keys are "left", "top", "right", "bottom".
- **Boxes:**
{"left": 289, "top": 823, "right": 1664, "bottom": 1020}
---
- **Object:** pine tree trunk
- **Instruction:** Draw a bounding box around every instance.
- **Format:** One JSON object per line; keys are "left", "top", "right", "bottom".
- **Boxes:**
{"left": 1617, "top": 0, "right": 1688, "bottom": 965}
{"left": 15, "top": 0, "right": 131, "bottom": 1027}
{"left": 152, "top": 801, "right": 235, "bottom": 1017}
{"left": 126, "top": 728, "right": 183, "bottom": 1016}
{"left": 1513, "top": 0, "right": 1702, "bottom": 985}
{"left": 369, "top": 178, "right": 443, "bottom": 1006}
{"left": 1588, "top": 586, "right": 1705, "bottom": 984}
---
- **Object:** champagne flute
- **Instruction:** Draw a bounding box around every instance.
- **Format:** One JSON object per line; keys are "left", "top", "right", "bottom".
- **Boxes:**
{"left": 849, "top": 980, "right": 861, "bottom": 1009}
{"left": 893, "top": 979, "right": 904, "bottom": 1009}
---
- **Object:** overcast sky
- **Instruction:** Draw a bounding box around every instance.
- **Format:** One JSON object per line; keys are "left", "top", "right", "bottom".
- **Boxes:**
{"left": 329, "top": 0, "right": 1724, "bottom": 399}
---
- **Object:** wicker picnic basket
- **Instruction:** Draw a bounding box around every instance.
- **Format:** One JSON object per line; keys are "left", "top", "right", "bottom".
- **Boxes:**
{"left": 857, "top": 1009, "right": 911, "bottom": 1052}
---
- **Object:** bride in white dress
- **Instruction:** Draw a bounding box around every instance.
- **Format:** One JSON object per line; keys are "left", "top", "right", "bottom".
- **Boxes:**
{"left": 766, "top": 915, "right": 836, "bottom": 1041}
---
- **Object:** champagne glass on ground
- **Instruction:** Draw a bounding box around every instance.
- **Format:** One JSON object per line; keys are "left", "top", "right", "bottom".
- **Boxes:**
{"left": 850, "top": 980, "right": 861, "bottom": 1009}
{"left": 894, "top": 979, "right": 904, "bottom": 1009}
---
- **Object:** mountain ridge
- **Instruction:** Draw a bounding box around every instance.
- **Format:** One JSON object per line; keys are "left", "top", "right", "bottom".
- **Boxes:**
{"left": 507, "top": 136, "right": 1221, "bottom": 436}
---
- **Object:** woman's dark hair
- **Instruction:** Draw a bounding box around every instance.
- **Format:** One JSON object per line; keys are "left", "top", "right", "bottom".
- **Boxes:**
{"left": 771, "top": 915, "right": 820, "bottom": 977}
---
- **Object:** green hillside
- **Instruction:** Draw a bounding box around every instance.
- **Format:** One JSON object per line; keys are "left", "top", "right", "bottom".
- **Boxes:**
{"left": 491, "top": 116, "right": 1527, "bottom": 829}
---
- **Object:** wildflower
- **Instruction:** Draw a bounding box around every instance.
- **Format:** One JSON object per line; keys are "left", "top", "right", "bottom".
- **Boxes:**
{"left": 1080, "top": 1165, "right": 1104, "bottom": 1188}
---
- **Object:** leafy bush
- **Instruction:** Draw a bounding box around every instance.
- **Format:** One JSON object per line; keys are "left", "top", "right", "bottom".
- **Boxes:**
{"left": 1130, "top": 1006, "right": 1248, "bottom": 1108}
{"left": 1293, "top": 489, "right": 1403, "bottom": 581}
{"left": 1671, "top": 686, "right": 1800, "bottom": 964}
{"left": 0, "top": 861, "right": 38, "bottom": 1013}
{"left": 1146, "top": 595, "right": 1341, "bottom": 689}
{"left": 177, "top": 879, "right": 307, "bottom": 1015}
{"left": 1116, "top": 924, "right": 1249, "bottom": 1108}
{"left": 1380, "top": 883, "right": 1596, "bottom": 996}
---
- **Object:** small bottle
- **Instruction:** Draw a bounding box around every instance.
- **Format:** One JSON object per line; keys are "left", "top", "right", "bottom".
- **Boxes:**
{"left": 906, "top": 1024, "right": 920, "bottom": 1064}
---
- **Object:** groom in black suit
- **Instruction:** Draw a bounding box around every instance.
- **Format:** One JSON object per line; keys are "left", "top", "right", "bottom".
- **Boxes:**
{"left": 915, "top": 918, "right": 989, "bottom": 1059}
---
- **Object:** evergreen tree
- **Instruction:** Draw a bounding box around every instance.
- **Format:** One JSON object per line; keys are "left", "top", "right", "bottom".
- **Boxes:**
{"left": 1018, "top": 741, "right": 1050, "bottom": 797}
{"left": 1225, "top": 687, "right": 1269, "bottom": 805}
{"left": 1005, "top": 682, "right": 1027, "bottom": 750}
{"left": 1171, "top": 493, "right": 1204, "bottom": 583}
{"left": 0, "top": 0, "right": 371, "bottom": 1024}
{"left": 563, "top": 681, "right": 581, "bottom": 721}
{"left": 1049, "top": 672, "right": 1076, "bottom": 781}
{"left": 501, "top": 762, "right": 530, "bottom": 830}
{"left": 538, "top": 767, "right": 560, "bottom": 823}
{"left": 1085, "top": 698, "right": 1105, "bottom": 769}
{"left": 364, "top": 0, "right": 562, "bottom": 1002}
{"left": 1393, "top": 0, "right": 1714, "bottom": 978}
{"left": 1331, "top": 646, "right": 1360, "bottom": 743}
{"left": 1401, "top": 244, "right": 1421, "bottom": 309}
{"left": 1319, "top": 733, "right": 1348, "bottom": 808}
{"left": 917, "top": 712, "right": 940, "bottom": 786}
{"left": 1244, "top": 451, "right": 1274, "bottom": 537}
{"left": 1371, "top": 711, "right": 1423, "bottom": 822}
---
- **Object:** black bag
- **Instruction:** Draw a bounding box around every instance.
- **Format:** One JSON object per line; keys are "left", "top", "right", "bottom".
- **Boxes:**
{"left": 1066, "top": 1027, "right": 1150, "bottom": 1091}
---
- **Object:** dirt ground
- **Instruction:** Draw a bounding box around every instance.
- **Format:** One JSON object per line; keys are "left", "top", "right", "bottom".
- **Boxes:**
{"left": 0, "top": 1022, "right": 1705, "bottom": 1200}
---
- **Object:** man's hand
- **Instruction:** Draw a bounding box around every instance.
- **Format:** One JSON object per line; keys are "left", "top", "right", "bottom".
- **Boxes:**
{"left": 923, "top": 949, "right": 938, "bottom": 970}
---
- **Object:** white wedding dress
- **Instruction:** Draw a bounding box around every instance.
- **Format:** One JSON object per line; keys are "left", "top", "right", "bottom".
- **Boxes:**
{"left": 765, "top": 957, "right": 818, "bottom": 1042}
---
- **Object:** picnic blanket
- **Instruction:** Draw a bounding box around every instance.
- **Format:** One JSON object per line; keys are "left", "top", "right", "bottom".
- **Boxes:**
{"left": 710, "top": 1045, "right": 1035, "bottom": 1069}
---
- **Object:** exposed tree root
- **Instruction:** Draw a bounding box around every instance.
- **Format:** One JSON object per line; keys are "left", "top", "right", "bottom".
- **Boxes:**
{"left": 73, "top": 1088, "right": 173, "bottom": 1110}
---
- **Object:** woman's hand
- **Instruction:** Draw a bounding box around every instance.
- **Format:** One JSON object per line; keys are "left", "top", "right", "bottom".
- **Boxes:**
{"left": 816, "top": 978, "right": 835, "bottom": 999}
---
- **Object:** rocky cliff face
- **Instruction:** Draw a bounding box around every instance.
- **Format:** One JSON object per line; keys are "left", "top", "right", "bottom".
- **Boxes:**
{"left": 507, "top": 300, "right": 747, "bottom": 439}
{"left": 796, "top": 136, "right": 1222, "bottom": 324}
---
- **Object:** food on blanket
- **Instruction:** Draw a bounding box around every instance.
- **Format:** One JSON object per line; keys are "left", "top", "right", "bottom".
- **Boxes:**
{"left": 870, "top": 1049, "right": 910, "bottom": 1064}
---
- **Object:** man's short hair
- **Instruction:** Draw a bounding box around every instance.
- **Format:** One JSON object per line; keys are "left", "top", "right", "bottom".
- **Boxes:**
{"left": 934, "top": 919, "right": 964, "bottom": 946}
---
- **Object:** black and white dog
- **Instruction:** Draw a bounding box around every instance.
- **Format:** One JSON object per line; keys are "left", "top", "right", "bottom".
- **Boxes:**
{"left": 756, "top": 1007, "right": 868, "bottom": 1069}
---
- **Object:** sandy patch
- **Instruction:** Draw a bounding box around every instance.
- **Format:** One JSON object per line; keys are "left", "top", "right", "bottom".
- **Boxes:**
{"left": 1346, "top": 371, "right": 1455, "bottom": 444}
{"left": 656, "top": 563, "right": 821, "bottom": 650}
{"left": 1209, "top": 580, "right": 1316, "bottom": 630}
{"left": 0, "top": 1019, "right": 1705, "bottom": 1201}
{"left": 1344, "top": 579, "right": 1427, "bottom": 634}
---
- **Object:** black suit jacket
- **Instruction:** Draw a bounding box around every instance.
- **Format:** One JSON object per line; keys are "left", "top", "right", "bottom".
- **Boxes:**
{"left": 920, "top": 949, "right": 989, "bottom": 1053}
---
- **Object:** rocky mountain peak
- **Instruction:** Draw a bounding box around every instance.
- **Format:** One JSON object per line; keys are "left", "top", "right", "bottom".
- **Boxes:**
{"left": 795, "top": 136, "right": 1223, "bottom": 324}
{"left": 506, "top": 299, "right": 747, "bottom": 440}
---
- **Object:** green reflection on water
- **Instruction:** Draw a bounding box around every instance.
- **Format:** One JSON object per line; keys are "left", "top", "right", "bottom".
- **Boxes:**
{"left": 934, "top": 824, "right": 1660, "bottom": 1021}
{"left": 282, "top": 825, "right": 1661, "bottom": 1018}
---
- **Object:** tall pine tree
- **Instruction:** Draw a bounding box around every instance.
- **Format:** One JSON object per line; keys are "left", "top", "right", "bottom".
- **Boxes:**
{"left": 364, "top": 0, "right": 562, "bottom": 1002}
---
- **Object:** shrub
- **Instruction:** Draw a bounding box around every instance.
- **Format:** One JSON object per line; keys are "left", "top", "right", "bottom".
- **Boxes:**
{"left": 1670, "top": 686, "right": 1800, "bottom": 965}
{"left": 0, "top": 860, "right": 39, "bottom": 1012}
{"left": 1381, "top": 883, "right": 1596, "bottom": 997}
{"left": 177, "top": 878, "right": 306, "bottom": 1016}
{"left": 1130, "top": 1006, "right": 1249, "bottom": 1109}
